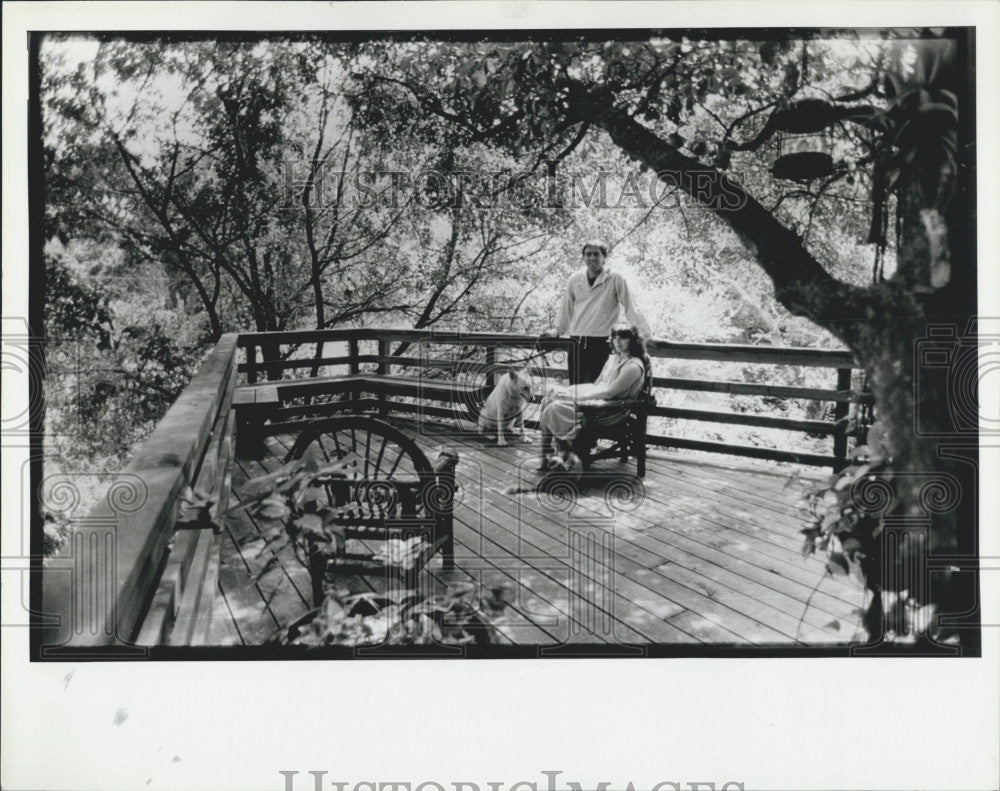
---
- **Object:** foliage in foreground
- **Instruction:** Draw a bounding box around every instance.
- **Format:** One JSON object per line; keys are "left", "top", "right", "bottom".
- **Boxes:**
{"left": 800, "top": 417, "right": 957, "bottom": 645}
{"left": 285, "top": 583, "right": 508, "bottom": 647}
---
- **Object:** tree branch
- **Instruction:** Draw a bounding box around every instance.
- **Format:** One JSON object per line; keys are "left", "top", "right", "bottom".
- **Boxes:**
{"left": 589, "top": 96, "right": 868, "bottom": 333}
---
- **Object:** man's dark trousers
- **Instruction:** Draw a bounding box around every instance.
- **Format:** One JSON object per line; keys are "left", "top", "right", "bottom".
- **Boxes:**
{"left": 567, "top": 336, "right": 610, "bottom": 385}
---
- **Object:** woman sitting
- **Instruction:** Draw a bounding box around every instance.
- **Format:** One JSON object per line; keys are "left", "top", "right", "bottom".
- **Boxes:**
{"left": 538, "top": 323, "right": 651, "bottom": 471}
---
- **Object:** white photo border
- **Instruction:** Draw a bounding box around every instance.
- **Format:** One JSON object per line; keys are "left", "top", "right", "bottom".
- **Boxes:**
{"left": 3, "top": 3, "right": 998, "bottom": 790}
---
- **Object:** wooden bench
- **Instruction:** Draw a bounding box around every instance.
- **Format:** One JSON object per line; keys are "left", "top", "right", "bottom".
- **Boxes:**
{"left": 233, "top": 374, "right": 492, "bottom": 451}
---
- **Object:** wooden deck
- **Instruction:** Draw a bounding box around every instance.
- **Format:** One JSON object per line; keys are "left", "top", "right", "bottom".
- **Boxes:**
{"left": 209, "top": 416, "right": 867, "bottom": 648}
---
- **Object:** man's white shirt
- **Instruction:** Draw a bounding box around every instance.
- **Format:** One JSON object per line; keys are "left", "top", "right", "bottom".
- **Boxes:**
{"left": 555, "top": 267, "right": 652, "bottom": 339}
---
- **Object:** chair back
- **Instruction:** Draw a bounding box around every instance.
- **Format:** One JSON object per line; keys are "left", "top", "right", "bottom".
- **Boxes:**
{"left": 638, "top": 356, "right": 656, "bottom": 407}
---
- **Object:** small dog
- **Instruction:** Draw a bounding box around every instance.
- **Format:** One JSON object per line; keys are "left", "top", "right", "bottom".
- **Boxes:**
{"left": 478, "top": 369, "right": 533, "bottom": 446}
{"left": 503, "top": 451, "right": 583, "bottom": 495}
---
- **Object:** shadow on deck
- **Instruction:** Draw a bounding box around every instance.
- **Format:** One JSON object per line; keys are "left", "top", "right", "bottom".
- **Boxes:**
{"left": 210, "top": 415, "right": 866, "bottom": 648}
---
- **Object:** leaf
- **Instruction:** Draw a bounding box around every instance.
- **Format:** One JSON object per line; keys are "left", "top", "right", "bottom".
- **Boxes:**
{"left": 301, "top": 443, "right": 324, "bottom": 473}
{"left": 847, "top": 557, "right": 867, "bottom": 587}
{"left": 849, "top": 444, "right": 873, "bottom": 460}
{"left": 822, "top": 489, "right": 845, "bottom": 509}
{"left": 322, "top": 594, "right": 348, "bottom": 623}
{"left": 483, "top": 586, "right": 508, "bottom": 615}
{"left": 177, "top": 484, "right": 217, "bottom": 522}
{"left": 293, "top": 483, "right": 320, "bottom": 510}
{"left": 294, "top": 513, "right": 322, "bottom": 533}
{"left": 937, "top": 89, "right": 959, "bottom": 109}
{"left": 311, "top": 453, "right": 361, "bottom": 481}
{"left": 257, "top": 493, "right": 291, "bottom": 520}
{"left": 325, "top": 524, "right": 347, "bottom": 550}
{"left": 911, "top": 603, "right": 935, "bottom": 634}
{"left": 446, "top": 580, "right": 476, "bottom": 598}
{"left": 241, "top": 474, "right": 277, "bottom": 499}
{"left": 834, "top": 464, "right": 870, "bottom": 490}
{"left": 826, "top": 552, "right": 850, "bottom": 577}
{"left": 262, "top": 526, "right": 285, "bottom": 544}
{"left": 821, "top": 511, "right": 843, "bottom": 530}
{"left": 371, "top": 536, "right": 426, "bottom": 569}
{"left": 410, "top": 600, "right": 451, "bottom": 616}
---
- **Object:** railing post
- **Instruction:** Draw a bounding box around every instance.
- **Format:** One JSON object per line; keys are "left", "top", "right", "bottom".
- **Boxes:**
{"left": 485, "top": 345, "right": 496, "bottom": 389}
{"left": 246, "top": 344, "right": 257, "bottom": 384}
{"left": 348, "top": 337, "right": 360, "bottom": 413}
{"left": 377, "top": 337, "right": 388, "bottom": 417}
{"left": 376, "top": 338, "right": 388, "bottom": 376}
{"left": 348, "top": 337, "right": 360, "bottom": 375}
{"left": 832, "top": 367, "right": 853, "bottom": 470}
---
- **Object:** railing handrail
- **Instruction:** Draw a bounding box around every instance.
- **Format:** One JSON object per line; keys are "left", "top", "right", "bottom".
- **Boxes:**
{"left": 236, "top": 327, "right": 857, "bottom": 368}
{"left": 40, "top": 333, "right": 240, "bottom": 651}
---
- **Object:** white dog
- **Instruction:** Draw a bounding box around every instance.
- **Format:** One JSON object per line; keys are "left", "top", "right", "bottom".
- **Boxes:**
{"left": 478, "top": 369, "right": 533, "bottom": 446}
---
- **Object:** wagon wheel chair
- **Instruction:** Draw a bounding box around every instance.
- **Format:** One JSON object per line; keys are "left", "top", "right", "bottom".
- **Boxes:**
{"left": 283, "top": 415, "right": 457, "bottom": 605}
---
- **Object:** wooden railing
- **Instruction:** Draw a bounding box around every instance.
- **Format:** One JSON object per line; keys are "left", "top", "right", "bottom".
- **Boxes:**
{"left": 39, "top": 334, "right": 239, "bottom": 653}
{"left": 236, "top": 328, "right": 866, "bottom": 469}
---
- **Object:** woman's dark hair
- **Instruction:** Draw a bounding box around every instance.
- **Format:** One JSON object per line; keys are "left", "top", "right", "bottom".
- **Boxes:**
{"left": 608, "top": 323, "right": 652, "bottom": 384}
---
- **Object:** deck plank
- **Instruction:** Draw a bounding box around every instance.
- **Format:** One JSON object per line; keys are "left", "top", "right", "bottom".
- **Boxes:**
{"left": 647, "top": 453, "right": 819, "bottom": 520}
{"left": 216, "top": 523, "right": 281, "bottom": 644}
{"left": 209, "top": 583, "right": 243, "bottom": 646}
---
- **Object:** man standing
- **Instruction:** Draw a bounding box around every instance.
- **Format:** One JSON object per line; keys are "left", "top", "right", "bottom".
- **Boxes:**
{"left": 545, "top": 241, "right": 653, "bottom": 384}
